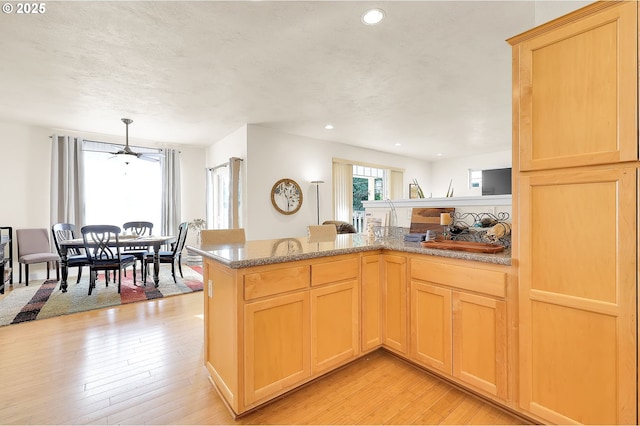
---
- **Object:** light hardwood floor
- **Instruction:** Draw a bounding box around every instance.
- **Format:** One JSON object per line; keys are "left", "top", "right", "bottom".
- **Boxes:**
{"left": 0, "top": 289, "right": 528, "bottom": 425}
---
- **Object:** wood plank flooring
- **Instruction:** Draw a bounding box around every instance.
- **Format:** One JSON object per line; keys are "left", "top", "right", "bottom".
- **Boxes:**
{"left": 0, "top": 289, "right": 528, "bottom": 425}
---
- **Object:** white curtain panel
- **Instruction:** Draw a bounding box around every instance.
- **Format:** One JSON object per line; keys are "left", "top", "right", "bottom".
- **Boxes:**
{"left": 228, "top": 157, "right": 242, "bottom": 228}
{"left": 332, "top": 161, "right": 353, "bottom": 223}
{"left": 161, "top": 149, "right": 181, "bottom": 237}
{"left": 388, "top": 169, "right": 404, "bottom": 200}
{"left": 50, "top": 135, "right": 85, "bottom": 227}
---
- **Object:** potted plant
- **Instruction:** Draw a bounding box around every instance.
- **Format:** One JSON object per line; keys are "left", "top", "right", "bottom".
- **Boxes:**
{"left": 186, "top": 218, "right": 206, "bottom": 265}
{"left": 188, "top": 218, "right": 206, "bottom": 244}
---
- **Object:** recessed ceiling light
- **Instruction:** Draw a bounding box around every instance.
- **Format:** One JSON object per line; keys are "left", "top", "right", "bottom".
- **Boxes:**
{"left": 436, "top": 153, "right": 443, "bottom": 156}
{"left": 361, "top": 8, "right": 385, "bottom": 25}
{"left": 324, "top": 124, "right": 334, "bottom": 130}
{"left": 394, "top": 143, "right": 401, "bottom": 146}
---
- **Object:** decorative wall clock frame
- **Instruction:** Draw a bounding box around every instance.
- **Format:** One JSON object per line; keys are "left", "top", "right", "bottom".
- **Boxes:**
{"left": 271, "top": 178, "right": 303, "bottom": 215}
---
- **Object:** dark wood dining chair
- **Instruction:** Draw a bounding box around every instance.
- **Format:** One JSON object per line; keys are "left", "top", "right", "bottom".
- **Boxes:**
{"left": 122, "top": 221, "right": 153, "bottom": 284}
{"left": 52, "top": 223, "right": 91, "bottom": 285}
{"left": 144, "top": 222, "right": 188, "bottom": 284}
{"left": 81, "top": 225, "right": 136, "bottom": 295}
{"left": 16, "top": 228, "right": 60, "bottom": 285}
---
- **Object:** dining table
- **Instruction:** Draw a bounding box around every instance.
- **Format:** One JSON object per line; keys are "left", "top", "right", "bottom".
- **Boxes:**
{"left": 58, "top": 234, "right": 176, "bottom": 292}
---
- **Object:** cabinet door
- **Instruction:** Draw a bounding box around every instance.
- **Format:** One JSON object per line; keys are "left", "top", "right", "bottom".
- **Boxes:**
{"left": 311, "top": 280, "right": 359, "bottom": 374}
{"left": 518, "top": 167, "right": 636, "bottom": 424}
{"left": 410, "top": 281, "right": 451, "bottom": 374}
{"left": 382, "top": 254, "right": 407, "bottom": 354}
{"left": 361, "top": 254, "right": 382, "bottom": 351}
{"left": 513, "top": 1, "right": 637, "bottom": 170}
{"left": 452, "top": 292, "right": 507, "bottom": 400}
{"left": 244, "top": 292, "right": 310, "bottom": 406}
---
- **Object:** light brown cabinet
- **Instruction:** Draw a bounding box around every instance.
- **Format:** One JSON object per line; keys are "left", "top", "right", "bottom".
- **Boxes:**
{"left": 310, "top": 272, "right": 359, "bottom": 374}
{"left": 382, "top": 254, "right": 407, "bottom": 354}
{"left": 204, "top": 253, "right": 363, "bottom": 415}
{"left": 361, "top": 253, "right": 382, "bottom": 352}
{"left": 510, "top": 1, "right": 637, "bottom": 171}
{"left": 244, "top": 291, "right": 310, "bottom": 405}
{"left": 516, "top": 166, "right": 636, "bottom": 424}
{"left": 409, "top": 257, "right": 508, "bottom": 402}
{"left": 509, "top": 2, "right": 638, "bottom": 424}
{"left": 203, "top": 249, "right": 513, "bottom": 417}
{"left": 452, "top": 291, "right": 506, "bottom": 400}
{"left": 410, "top": 281, "right": 452, "bottom": 374}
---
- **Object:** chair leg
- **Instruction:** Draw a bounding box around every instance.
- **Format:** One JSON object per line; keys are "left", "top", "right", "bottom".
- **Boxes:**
{"left": 56, "top": 261, "right": 60, "bottom": 281}
{"left": 171, "top": 260, "right": 177, "bottom": 284}
{"left": 46, "top": 262, "right": 50, "bottom": 280}
{"left": 133, "top": 264, "right": 137, "bottom": 284}
{"left": 178, "top": 257, "right": 184, "bottom": 279}
{"left": 76, "top": 266, "right": 83, "bottom": 284}
{"left": 88, "top": 270, "right": 95, "bottom": 295}
{"left": 19, "top": 263, "right": 22, "bottom": 283}
{"left": 25, "top": 264, "right": 29, "bottom": 286}
{"left": 117, "top": 269, "right": 122, "bottom": 294}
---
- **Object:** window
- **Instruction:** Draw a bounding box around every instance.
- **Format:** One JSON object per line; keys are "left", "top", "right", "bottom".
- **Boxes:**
{"left": 206, "top": 165, "right": 230, "bottom": 229}
{"left": 205, "top": 157, "right": 243, "bottom": 230}
{"left": 83, "top": 141, "right": 162, "bottom": 229}
{"left": 352, "top": 165, "right": 385, "bottom": 211}
{"left": 333, "top": 159, "right": 403, "bottom": 233}
{"left": 469, "top": 169, "right": 482, "bottom": 189}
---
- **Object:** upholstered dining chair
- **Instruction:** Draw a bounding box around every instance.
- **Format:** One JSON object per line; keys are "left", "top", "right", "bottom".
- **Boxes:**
{"left": 144, "top": 222, "right": 188, "bottom": 284}
{"left": 81, "top": 225, "right": 136, "bottom": 295}
{"left": 51, "top": 223, "right": 90, "bottom": 284}
{"left": 199, "top": 228, "right": 246, "bottom": 245}
{"left": 16, "top": 228, "right": 60, "bottom": 285}
{"left": 307, "top": 224, "right": 338, "bottom": 239}
{"left": 122, "top": 221, "right": 153, "bottom": 283}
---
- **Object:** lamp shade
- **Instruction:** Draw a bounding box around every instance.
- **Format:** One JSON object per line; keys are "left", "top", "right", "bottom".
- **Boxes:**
{"left": 440, "top": 213, "right": 452, "bottom": 226}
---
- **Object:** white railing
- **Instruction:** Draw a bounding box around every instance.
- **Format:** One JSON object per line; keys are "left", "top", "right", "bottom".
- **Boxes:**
{"left": 352, "top": 211, "right": 365, "bottom": 233}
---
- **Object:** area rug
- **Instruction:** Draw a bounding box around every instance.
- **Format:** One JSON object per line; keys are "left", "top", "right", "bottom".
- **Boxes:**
{"left": 0, "top": 264, "right": 203, "bottom": 327}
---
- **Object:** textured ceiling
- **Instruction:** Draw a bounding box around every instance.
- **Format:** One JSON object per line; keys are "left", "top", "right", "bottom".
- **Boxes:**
{"left": 1, "top": 1, "right": 548, "bottom": 160}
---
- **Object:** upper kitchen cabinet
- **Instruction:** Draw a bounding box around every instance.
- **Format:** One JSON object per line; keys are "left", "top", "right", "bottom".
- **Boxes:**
{"left": 508, "top": 1, "right": 637, "bottom": 171}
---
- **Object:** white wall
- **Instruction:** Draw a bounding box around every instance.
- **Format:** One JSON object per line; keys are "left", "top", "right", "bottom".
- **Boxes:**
{"left": 534, "top": 1, "right": 592, "bottom": 26}
{"left": 180, "top": 146, "right": 208, "bottom": 249}
{"left": 1, "top": 120, "right": 52, "bottom": 231}
{"left": 245, "top": 125, "right": 431, "bottom": 240}
{"left": 429, "top": 149, "right": 511, "bottom": 198}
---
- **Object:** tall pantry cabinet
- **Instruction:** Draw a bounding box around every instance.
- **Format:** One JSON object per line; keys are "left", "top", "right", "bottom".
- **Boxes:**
{"left": 508, "top": 2, "right": 637, "bottom": 424}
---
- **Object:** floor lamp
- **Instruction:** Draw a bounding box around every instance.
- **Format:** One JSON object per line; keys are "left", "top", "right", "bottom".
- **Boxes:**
{"left": 311, "top": 180, "right": 324, "bottom": 225}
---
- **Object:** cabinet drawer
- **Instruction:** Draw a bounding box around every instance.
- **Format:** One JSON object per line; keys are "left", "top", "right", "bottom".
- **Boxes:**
{"left": 311, "top": 256, "right": 359, "bottom": 286}
{"left": 411, "top": 258, "right": 506, "bottom": 298}
{"left": 244, "top": 265, "right": 310, "bottom": 300}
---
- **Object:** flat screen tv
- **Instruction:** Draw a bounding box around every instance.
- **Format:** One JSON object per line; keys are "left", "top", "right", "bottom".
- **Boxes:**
{"left": 482, "top": 168, "right": 512, "bottom": 195}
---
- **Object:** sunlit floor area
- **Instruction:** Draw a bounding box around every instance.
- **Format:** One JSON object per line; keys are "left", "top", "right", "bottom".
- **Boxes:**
{"left": 0, "top": 288, "right": 527, "bottom": 425}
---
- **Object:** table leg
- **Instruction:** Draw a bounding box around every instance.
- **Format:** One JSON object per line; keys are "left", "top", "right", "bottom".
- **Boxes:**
{"left": 153, "top": 243, "right": 160, "bottom": 287}
{"left": 60, "top": 247, "right": 69, "bottom": 293}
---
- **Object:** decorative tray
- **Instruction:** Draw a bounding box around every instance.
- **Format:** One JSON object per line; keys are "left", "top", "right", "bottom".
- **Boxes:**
{"left": 420, "top": 240, "right": 505, "bottom": 253}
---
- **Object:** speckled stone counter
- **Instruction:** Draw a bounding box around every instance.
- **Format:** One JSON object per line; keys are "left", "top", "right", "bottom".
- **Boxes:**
{"left": 187, "top": 233, "right": 511, "bottom": 268}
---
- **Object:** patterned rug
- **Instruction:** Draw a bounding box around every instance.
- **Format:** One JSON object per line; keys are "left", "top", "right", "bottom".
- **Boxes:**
{"left": 0, "top": 264, "right": 203, "bottom": 327}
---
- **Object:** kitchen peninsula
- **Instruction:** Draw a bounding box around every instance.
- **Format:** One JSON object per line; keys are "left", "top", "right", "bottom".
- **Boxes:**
{"left": 188, "top": 234, "right": 515, "bottom": 418}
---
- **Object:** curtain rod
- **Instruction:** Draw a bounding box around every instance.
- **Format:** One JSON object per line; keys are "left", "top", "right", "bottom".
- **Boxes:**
{"left": 208, "top": 157, "right": 244, "bottom": 172}
{"left": 49, "top": 135, "right": 181, "bottom": 153}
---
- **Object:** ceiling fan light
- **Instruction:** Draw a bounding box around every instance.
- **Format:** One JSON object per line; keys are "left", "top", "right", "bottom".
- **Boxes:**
{"left": 116, "top": 152, "right": 137, "bottom": 164}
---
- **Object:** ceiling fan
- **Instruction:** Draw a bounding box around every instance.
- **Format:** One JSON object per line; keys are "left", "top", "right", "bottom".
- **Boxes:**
{"left": 111, "top": 118, "right": 158, "bottom": 163}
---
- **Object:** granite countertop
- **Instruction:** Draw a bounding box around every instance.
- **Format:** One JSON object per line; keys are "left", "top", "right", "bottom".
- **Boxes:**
{"left": 187, "top": 234, "right": 512, "bottom": 269}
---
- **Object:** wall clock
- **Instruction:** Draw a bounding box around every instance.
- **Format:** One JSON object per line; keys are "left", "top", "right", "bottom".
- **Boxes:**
{"left": 271, "top": 178, "right": 303, "bottom": 215}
